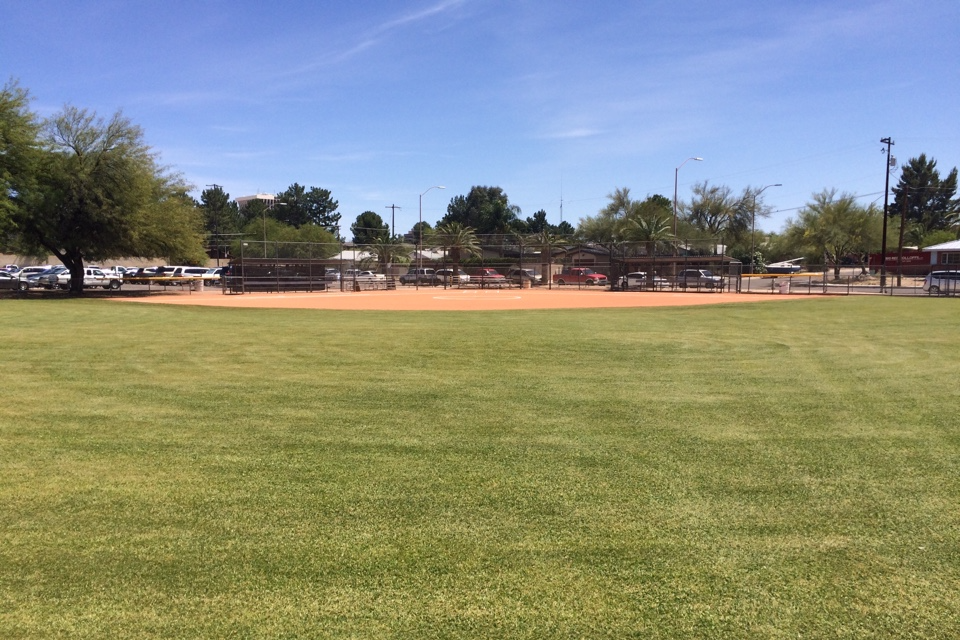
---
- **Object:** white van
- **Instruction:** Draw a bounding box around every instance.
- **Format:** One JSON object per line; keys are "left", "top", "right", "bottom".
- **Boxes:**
{"left": 923, "top": 270, "right": 960, "bottom": 296}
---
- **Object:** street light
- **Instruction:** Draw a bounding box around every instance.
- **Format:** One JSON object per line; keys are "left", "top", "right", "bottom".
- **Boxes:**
{"left": 418, "top": 185, "right": 445, "bottom": 290}
{"left": 750, "top": 184, "right": 782, "bottom": 273}
{"left": 673, "top": 157, "right": 703, "bottom": 237}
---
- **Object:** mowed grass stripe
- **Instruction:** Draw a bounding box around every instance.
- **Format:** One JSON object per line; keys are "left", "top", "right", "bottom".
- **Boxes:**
{"left": 1, "top": 297, "right": 958, "bottom": 638}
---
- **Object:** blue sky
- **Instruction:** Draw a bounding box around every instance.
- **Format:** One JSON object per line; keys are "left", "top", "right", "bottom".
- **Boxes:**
{"left": 3, "top": 0, "right": 958, "bottom": 233}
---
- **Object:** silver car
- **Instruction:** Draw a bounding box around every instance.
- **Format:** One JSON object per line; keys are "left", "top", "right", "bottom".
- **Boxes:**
{"left": 922, "top": 270, "right": 960, "bottom": 296}
{"left": 675, "top": 269, "right": 724, "bottom": 290}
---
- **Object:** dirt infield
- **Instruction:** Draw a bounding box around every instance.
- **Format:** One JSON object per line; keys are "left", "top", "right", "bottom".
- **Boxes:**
{"left": 118, "top": 287, "right": 802, "bottom": 311}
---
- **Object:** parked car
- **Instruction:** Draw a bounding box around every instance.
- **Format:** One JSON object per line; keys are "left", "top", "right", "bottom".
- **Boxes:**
{"left": 15, "top": 265, "right": 52, "bottom": 283}
{"left": 0, "top": 270, "right": 22, "bottom": 290}
{"left": 552, "top": 267, "right": 608, "bottom": 286}
{"left": 435, "top": 268, "right": 470, "bottom": 284}
{"left": 504, "top": 268, "right": 540, "bottom": 285}
{"left": 399, "top": 268, "right": 440, "bottom": 285}
{"left": 922, "top": 270, "right": 960, "bottom": 296}
{"left": 123, "top": 267, "right": 157, "bottom": 284}
{"left": 204, "top": 267, "right": 224, "bottom": 285}
{"left": 675, "top": 269, "right": 724, "bottom": 290}
{"left": 33, "top": 266, "right": 71, "bottom": 289}
{"left": 324, "top": 268, "right": 341, "bottom": 282}
{"left": 620, "top": 272, "right": 669, "bottom": 290}
{"left": 465, "top": 267, "right": 508, "bottom": 286}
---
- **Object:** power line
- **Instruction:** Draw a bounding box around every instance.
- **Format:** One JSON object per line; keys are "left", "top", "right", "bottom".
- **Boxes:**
{"left": 385, "top": 204, "right": 401, "bottom": 237}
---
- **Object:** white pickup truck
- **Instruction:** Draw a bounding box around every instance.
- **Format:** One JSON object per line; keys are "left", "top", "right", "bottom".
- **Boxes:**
{"left": 345, "top": 270, "right": 386, "bottom": 283}
{"left": 43, "top": 267, "right": 122, "bottom": 290}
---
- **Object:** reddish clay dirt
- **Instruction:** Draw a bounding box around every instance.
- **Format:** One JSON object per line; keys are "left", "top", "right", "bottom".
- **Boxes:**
{"left": 117, "top": 287, "right": 800, "bottom": 311}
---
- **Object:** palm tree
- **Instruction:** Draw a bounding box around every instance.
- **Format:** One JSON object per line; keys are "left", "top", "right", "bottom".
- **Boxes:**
{"left": 362, "top": 236, "right": 411, "bottom": 275}
{"left": 528, "top": 229, "right": 561, "bottom": 288}
{"left": 623, "top": 214, "right": 675, "bottom": 287}
{"left": 429, "top": 222, "right": 481, "bottom": 285}
{"left": 623, "top": 214, "right": 675, "bottom": 255}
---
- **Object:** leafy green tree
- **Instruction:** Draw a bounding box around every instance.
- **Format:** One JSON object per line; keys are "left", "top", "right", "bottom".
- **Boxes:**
{"left": 200, "top": 185, "right": 238, "bottom": 235}
{"left": 920, "top": 228, "right": 956, "bottom": 248}
{"left": 1, "top": 80, "right": 41, "bottom": 237}
{"left": 525, "top": 209, "right": 549, "bottom": 233}
{"left": 236, "top": 196, "right": 267, "bottom": 227}
{"left": 784, "top": 189, "right": 882, "bottom": 279}
{"left": 351, "top": 210, "right": 389, "bottom": 244}
{"left": 554, "top": 220, "right": 575, "bottom": 237}
{"left": 684, "top": 181, "right": 738, "bottom": 239}
{"left": 276, "top": 183, "right": 340, "bottom": 232}
{"left": 235, "top": 218, "right": 337, "bottom": 259}
{"left": 410, "top": 220, "right": 433, "bottom": 245}
{"left": 889, "top": 154, "right": 958, "bottom": 234}
{"left": 275, "top": 182, "right": 310, "bottom": 227}
{"left": 441, "top": 186, "right": 521, "bottom": 236}
{"left": 199, "top": 185, "right": 239, "bottom": 260}
{"left": 10, "top": 103, "right": 205, "bottom": 292}
{"left": 578, "top": 187, "right": 630, "bottom": 246}
{"left": 734, "top": 185, "right": 777, "bottom": 255}
{"left": 429, "top": 222, "right": 481, "bottom": 281}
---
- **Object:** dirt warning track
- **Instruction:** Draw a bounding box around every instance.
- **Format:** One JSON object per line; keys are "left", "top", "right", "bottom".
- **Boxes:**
{"left": 119, "top": 287, "right": 803, "bottom": 311}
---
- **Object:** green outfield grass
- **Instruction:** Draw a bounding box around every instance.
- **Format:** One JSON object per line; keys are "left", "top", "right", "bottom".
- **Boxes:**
{"left": 1, "top": 296, "right": 959, "bottom": 638}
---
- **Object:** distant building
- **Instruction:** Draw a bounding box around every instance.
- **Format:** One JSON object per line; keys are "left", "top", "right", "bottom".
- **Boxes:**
{"left": 924, "top": 240, "right": 960, "bottom": 267}
{"left": 235, "top": 193, "right": 277, "bottom": 209}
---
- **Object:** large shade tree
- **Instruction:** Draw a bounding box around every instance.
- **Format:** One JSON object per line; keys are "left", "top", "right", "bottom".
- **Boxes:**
{"left": 683, "top": 181, "right": 739, "bottom": 239}
{"left": 8, "top": 101, "right": 206, "bottom": 292}
{"left": 784, "top": 189, "right": 881, "bottom": 279}
{"left": 199, "top": 185, "right": 239, "bottom": 259}
{"left": 275, "top": 183, "right": 340, "bottom": 233}
{"left": 441, "top": 186, "right": 522, "bottom": 237}
{"left": 889, "top": 154, "right": 958, "bottom": 235}
{"left": 1, "top": 81, "right": 40, "bottom": 238}
{"left": 350, "top": 210, "right": 389, "bottom": 244}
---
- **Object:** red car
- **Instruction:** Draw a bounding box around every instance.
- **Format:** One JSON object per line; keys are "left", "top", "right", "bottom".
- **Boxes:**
{"left": 465, "top": 267, "right": 507, "bottom": 287}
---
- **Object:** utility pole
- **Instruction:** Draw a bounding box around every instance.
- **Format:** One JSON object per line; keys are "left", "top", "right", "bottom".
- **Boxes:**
{"left": 880, "top": 137, "right": 894, "bottom": 291}
{"left": 896, "top": 192, "right": 909, "bottom": 287}
{"left": 385, "top": 204, "right": 401, "bottom": 238}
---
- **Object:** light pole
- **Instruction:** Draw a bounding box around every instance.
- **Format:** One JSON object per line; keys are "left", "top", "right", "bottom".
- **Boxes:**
{"left": 673, "top": 157, "right": 703, "bottom": 237}
{"left": 418, "top": 185, "right": 445, "bottom": 290}
{"left": 750, "top": 184, "right": 782, "bottom": 273}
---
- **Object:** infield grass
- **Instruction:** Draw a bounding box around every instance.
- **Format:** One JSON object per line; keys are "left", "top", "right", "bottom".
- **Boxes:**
{"left": 1, "top": 296, "right": 959, "bottom": 638}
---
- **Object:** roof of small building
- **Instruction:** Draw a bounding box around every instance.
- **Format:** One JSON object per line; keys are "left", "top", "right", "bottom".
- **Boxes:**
{"left": 923, "top": 239, "right": 960, "bottom": 251}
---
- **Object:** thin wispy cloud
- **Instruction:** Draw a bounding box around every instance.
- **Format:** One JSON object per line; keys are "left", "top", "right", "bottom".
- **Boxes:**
{"left": 279, "top": 0, "right": 467, "bottom": 80}
{"left": 539, "top": 128, "right": 604, "bottom": 141}
{"left": 372, "top": 0, "right": 467, "bottom": 35}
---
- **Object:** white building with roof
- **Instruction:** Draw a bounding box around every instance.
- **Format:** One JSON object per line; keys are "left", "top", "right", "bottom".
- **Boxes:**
{"left": 923, "top": 239, "right": 960, "bottom": 267}
{"left": 235, "top": 193, "right": 278, "bottom": 209}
